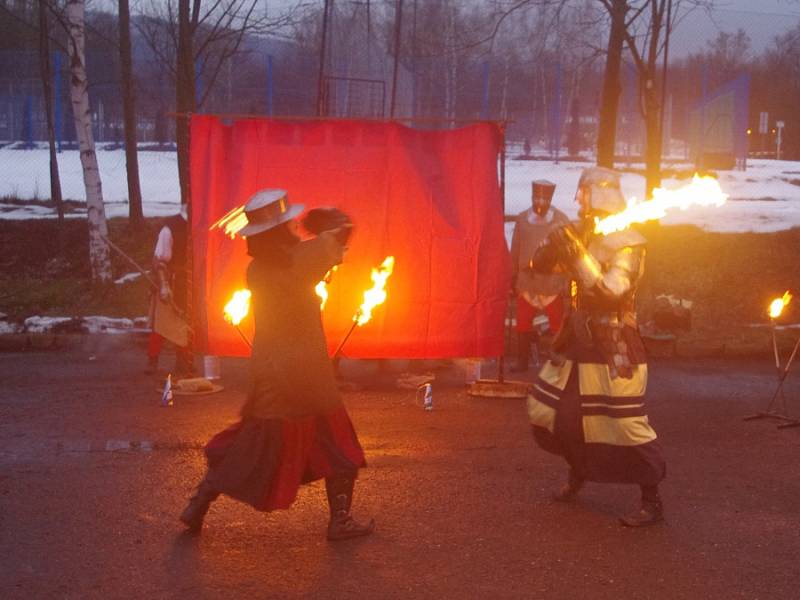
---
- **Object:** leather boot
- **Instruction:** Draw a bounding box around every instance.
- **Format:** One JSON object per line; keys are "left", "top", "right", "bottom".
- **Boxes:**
{"left": 620, "top": 486, "right": 664, "bottom": 527}
{"left": 510, "top": 332, "right": 532, "bottom": 372}
{"left": 325, "top": 476, "right": 375, "bottom": 541}
{"left": 553, "top": 471, "right": 584, "bottom": 502}
{"left": 179, "top": 480, "right": 219, "bottom": 532}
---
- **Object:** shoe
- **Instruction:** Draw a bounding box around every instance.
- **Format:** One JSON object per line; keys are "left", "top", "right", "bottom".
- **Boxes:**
{"left": 179, "top": 481, "right": 218, "bottom": 532}
{"left": 620, "top": 500, "right": 664, "bottom": 527}
{"left": 553, "top": 474, "right": 584, "bottom": 502}
{"left": 325, "top": 475, "right": 374, "bottom": 541}
{"left": 327, "top": 515, "right": 376, "bottom": 541}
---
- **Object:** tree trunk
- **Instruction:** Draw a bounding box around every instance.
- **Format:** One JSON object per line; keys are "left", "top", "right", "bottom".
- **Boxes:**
{"left": 643, "top": 84, "right": 662, "bottom": 197}
{"left": 38, "top": 0, "right": 64, "bottom": 222}
{"left": 119, "top": 0, "right": 143, "bottom": 227}
{"left": 176, "top": 0, "right": 195, "bottom": 207}
{"left": 66, "top": 0, "right": 111, "bottom": 284}
{"left": 597, "top": 0, "right": 627, "bottom": 168}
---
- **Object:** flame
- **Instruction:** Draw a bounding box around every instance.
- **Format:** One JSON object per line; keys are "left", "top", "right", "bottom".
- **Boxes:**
{"left": 355, "top": 256, "right": 395, "bottom": 326}
{"left": 593, "top": 174, "right": 728, "bottom": 235}
{"left": 315, "top": 266, "right": 338, "bottom": 310}
{"left": 769, "top": 291, "right": 792, "bottom": 319}
{"left": 223, "top": 289, "right": 252, "bottom": 326}
{"left": 210, "top": 205, "right": 248, "bottom": 239}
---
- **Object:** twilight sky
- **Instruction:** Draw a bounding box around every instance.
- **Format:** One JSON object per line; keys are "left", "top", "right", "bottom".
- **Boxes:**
{"left": 670, "top": 0, "right": 800, "bottom": 57}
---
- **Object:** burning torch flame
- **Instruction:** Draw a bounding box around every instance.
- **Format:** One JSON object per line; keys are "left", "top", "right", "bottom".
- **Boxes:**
{"left": 315, "top": 266, "right": 338, "bottom": 310}
{"left": 210, "top": 205, "right": 249, "bottom": 239}
{"left": 594, "top": 174, "right": 728, "bottom": 235}
{"left": 223, "top": 289, "right": 252, "bottom": 326}
{"left": 355, "top": 256, "right": 395, "bottom": 326}
{"left": 769, "top": 291, "right": 792, "bottom": 319}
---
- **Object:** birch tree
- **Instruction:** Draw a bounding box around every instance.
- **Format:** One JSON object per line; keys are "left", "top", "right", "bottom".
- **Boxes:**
{"left": 65, "top": 0, "right": 111, "bottom": 283}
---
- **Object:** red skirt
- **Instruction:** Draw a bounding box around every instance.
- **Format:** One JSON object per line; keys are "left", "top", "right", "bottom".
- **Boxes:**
{"left": 204, "top": 406, "right": 366, "bottom": 511}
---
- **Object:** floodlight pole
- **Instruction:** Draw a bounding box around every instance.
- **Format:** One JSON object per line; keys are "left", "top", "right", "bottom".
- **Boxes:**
{"left": 390, "top": 0, "right": 404, "bottom": 118}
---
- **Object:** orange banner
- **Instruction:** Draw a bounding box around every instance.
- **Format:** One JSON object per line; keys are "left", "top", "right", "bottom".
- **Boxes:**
{"left": 190, "top": 116, "right": 510, "bottom": 358}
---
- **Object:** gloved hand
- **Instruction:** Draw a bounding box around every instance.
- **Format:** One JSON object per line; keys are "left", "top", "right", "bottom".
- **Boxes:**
{"left": 547, "top": 224, "right": 582, "bottom": 261}
{"left": 303, "top": 207, "right": 352, "bottom": 234}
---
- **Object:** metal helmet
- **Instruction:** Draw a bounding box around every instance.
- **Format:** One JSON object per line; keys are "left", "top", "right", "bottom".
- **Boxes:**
{"left": 578, "top": 167, "right": 626, "bottom": 215}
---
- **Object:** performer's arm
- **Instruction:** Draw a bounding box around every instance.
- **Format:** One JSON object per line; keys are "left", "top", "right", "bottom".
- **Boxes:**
{"left": 153, "top": 226, "right": 173, "bottom": 300}
{"left": 298, "top": 208, "right": 353, "bottom": 281}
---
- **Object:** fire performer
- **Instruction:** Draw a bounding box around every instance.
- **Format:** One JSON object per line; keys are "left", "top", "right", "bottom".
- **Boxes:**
{"left": 180, "top": 189, "right": 375, "bottom": 540}
{"left": 510, "top": 180, "right": 570, "bottom": 371}
{"left": 525, "top": 167, "right": 666, "bottom": 527}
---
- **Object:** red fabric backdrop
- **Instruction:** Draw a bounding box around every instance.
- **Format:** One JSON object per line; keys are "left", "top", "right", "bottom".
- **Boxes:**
{"left": 190, "top": 115, "right": 510, "bottom": 358}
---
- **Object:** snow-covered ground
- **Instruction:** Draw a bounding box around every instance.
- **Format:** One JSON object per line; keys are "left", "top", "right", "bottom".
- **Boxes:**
{"left": 2, "top": 145, "right": 800, "bottom": 234}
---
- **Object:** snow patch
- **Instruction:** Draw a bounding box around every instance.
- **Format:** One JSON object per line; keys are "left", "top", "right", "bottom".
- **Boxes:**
{"left": 23, "top": 316, "right": 74, "bottom": 333}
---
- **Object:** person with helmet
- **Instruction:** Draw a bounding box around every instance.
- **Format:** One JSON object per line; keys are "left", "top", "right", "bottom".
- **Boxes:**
{"left": 525, "top": 167, "right": 666, "bottom": 527}
{"left": 509, "top": 180, "right": 570, "bottom": 371}
{"left": 179, "top": 189, "right": 375, "bottom": 541}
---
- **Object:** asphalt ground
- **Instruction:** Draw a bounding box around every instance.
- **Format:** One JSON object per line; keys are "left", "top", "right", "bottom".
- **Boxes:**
{"left": 1, "top": 336, "right": 799, "bottom": 599}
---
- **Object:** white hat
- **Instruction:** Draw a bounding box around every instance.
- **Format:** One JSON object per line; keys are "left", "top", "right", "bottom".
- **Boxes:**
{"left": 238, "top": 189, "right": 303, "bottom": 238}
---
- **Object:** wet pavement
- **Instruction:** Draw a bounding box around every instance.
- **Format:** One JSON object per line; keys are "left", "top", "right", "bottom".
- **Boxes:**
{"left": 1, "top": 336, "right": 799, "bottom": 599}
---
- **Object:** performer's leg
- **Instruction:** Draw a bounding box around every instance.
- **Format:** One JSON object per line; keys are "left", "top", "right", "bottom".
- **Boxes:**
{"left": 554, "top": 468, "right": 584, "bottom": 502}
{"left": 145, "top": 332, "right": 164, "bottom": 374}
{"left": 620, "top": 484, "right": 664, "bottom": 527}
{"left": 179, "top": 476, "right": 219, "bottom": 532}
{"left": 325, "top": 472, "right": 375, "bottom": 541}
{"left": 512, "top": 297, "right": 535, "bottom": 372}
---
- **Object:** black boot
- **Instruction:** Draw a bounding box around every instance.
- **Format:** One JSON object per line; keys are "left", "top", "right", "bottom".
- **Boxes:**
{"left": 553, "top": 470, "right": 584, "bottom": 502}
{"left": 510, "top": 332, "right": 532, "bottom": 372}
{"left": 620, "top": 485, "right": 664, "bottom": 527}
{"left": 325, "top": 475, "right": 375, "bottom": 541}
{"left": 179, "top": 480, "right": 219, "bottom": 532}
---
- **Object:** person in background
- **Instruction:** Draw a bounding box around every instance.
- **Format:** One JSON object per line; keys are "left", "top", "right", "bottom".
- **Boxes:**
{"left": 525, "top": 167, "right": 666, "bottom": 527}
{"left": 509, "top": 180, "right": 570, "bottom": 372}
{"left": 145, "top": 205, "right": 193, "bottom": 376}
{"left": 179, "top": 189, "right": 374, "bottom": 541}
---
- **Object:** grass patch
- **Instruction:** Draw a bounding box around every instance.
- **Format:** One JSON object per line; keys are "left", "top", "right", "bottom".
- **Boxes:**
{"left": 1, "top": 218, "right": 799, "bottom": 358}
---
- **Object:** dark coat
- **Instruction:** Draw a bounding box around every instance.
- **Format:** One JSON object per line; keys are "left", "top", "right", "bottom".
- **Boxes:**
{"left": 241, "top": 232, "right": 345, "bottom": 420}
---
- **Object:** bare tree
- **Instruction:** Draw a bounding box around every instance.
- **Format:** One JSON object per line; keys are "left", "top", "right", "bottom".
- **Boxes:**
{"left": 119, "top": 0, "right": 143, "bottom": 227}
{"left": 137, "top": 0, "right": 300, "bottom": 205}
{"left": 65, "top": 0, "right": 111, "bottom": 283}
{"left": 38, "top": 0, "right": 64, "bottom": 222}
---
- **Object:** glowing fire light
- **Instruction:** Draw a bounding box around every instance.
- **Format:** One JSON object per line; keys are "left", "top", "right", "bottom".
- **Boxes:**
{"left": 223, "top": 289, "right": 252, "bottom": 326}
{"left": 355, "top": 256, "right": 395, "bottom": 326}
{"left": 210, "top": 205, "right": 248, "bottom": 239}
{"left": 769, "top": 291, "right": 792, "bottom": 319}
{"left": 594, "top": 174, "right": 728, "bottom": 236}
{"left": 315, "top": 266, "right": 338, "bottom": 310}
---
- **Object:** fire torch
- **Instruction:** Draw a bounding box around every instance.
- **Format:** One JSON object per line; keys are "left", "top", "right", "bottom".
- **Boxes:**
{"left": 332, "top": 256, "right": 395, "bottom": 359}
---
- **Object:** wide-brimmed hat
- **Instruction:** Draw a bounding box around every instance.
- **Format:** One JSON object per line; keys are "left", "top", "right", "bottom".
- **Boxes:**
{"left": 238, "top": 189, "right": 304, "bottom": 238}
{"left": 532, "top": 180, "right": 556, "bottom": 200}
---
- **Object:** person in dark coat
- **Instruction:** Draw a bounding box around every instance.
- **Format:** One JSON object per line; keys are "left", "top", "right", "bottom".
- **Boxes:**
{"left": 179, "top": 189, "right": 374, "bottom": 541}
